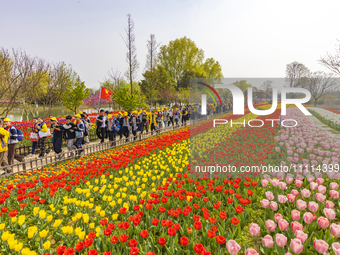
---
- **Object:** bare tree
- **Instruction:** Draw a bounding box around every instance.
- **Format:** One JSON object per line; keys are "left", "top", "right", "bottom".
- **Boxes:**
{"left": 307, "top": 71, "right": 336, "bottom": 106}
{"left": 0, "top": 48, "right": 39, "bottom": 117}
{"left": 145, "top": 34, "right": 160, "bottom": 108}
{"left": 38, "top": 62, "right": 73, "bottom": 117}
{"left": 121, "top": 14, "right": 139, "bottom": 94}
{"left": 286, "top": 62, "right": 310, "bottom": 87}
{"left": 260, "top": 80, "right": 273, "bottom": 93}
{"left": 107, "top": 68, "right": 122, "bottom": 88}
{"left": 319, "top": 40, "right": 340, "bottom": 76}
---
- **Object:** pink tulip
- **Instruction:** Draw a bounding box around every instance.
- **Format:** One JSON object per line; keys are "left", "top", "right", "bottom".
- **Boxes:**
{"left": 324, "top": 208, "right": 336, "bottom": 220}
{"left": 317, "top": 217, "right": 330, "bottom": 229}
{"left": 279, "top": 182, "right": 287, "bottom": 190}
{"left": 313, "top": 239, "right": 329, "bottom": 254}
{"left": 296, "top": 199, "right": 307, "bottom": 211}
{"left": 262, "top": 235, "right": 274, "bottom": 248}
{"left": 332, "top": 242, "right": 340, "bottom": 255}
{"left": 274, "top": 213, "right": 283, "bottom": 223}
{"left": 295, "top": 180, "right": 303, "bottom": 187}
{"left": 290, "top": 238, "right": 303, "bottom": 254}
{"left": 308, "top": 201, "right": 319, "bottom": 212}
{"left": 226, "top": 240, "right": 241, "bottom": 255}
{"left": 295, "top": 230, "right": 308, "bottom": 243}
{"left": 291, "top": 209, "right": 301, "bottom": 221}
{"left": 310, "top": 182, "right": 318, "bottom": 190}
{"left": 285, "top": 253, "right": 292, "bottom": 255}
{"left": 261, "top": 180, "right": 268, "bottom": 187}
{"left": 330, "top": 182, "right": 339, "bottom": 190}
{"left": 330, "top": 190, "right": 339, "bottom": 199}
{"left": 249, "top": 223, "right": 260, "bottom": 236}
{"left": 301, "top": 189, "right": 311, "bottom": 198}
{"left": 271, "top": 179, "right": 279, "bottom": 187}
{"left": 278, "top": 219, "right": 289, "bottom": 231}
{"left": 275, "top": 233, "right": 287, "bottom": 247}
{"left": 291, "top": 221, "right": 303, "bottom": 233}
{"left": 245, "top": 249, "right": 259, "bottom": 255}
{"left": 265, "top": 191, "right": 274, "bottom": 200}
{"left": 316, "top": 178, "right": 324, "bottom": 185}
{"left": 270, "top": 201, "right": 278, "bottom": 211}
{"left": 265, "top": 219, "right": 277, "bottom": 232}
{"left": 317, "top": 185, "right": 326, "bottom": 194}
{"left": 302, "top": 212, "right": 313, "bottom": 224}
{"left": 331, "top": 223, "right": 340, "bottom": 237}
{"left": 286, "top": 177, "right": 294, "bottom": 184}
{"left": 260, "top": 199, "right": 270, "bottom": 208}
{"left": 278, "top": 195, "right": 288, "bottom": 203}
{"left": 315, "top": 193, "right": 326, "bottom": 202}
{"left": 291, "top": 189, "right": 299, "bottom": 197}
{"left": 287, "top": 194, "right": 295, "bottom": 203}
{"left": 325, "top": 200, "right": 335, "bottom": 209}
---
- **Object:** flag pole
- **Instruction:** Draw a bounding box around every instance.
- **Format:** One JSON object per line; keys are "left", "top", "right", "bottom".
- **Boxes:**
{"left": 98, "top": 86, "right": 101, "bottom": 112}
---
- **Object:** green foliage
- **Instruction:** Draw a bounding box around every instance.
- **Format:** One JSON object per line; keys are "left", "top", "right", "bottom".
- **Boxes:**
{"left": 158, "top": 37, "right": 205, "bottom": 89}
{"left": 140, "top": 65, "right": 176, "bottom": 107}
{"left": 112, "top": 87, "right": 148, "bottom": 111}
{"left": 157, "top": 37, "right": 223, "bottom": 90}
{"left": 61, "top": 81, "right": 90, "bottom": 114}
{"left": 232, "top": 80, "right": 252, "bottom": 93}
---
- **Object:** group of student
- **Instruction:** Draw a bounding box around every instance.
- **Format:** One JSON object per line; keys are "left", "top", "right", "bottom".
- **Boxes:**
{"left": 94, "top": 106, "right": 192, "bottom": 143}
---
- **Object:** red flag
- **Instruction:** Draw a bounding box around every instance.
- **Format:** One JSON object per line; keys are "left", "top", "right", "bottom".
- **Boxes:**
{"left": 100, "top": 87, "right": 113, "bottom": 102}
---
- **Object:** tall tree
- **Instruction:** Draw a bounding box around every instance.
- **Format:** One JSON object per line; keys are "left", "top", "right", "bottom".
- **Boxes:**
{"left": 260, "top": 80, "right": 273, "bottom": 93}
{"left": 144, "top": 34, "right": 160, "bottom": 107}
{"left": 158, "top": 37, "right": 205, "bottom": 90}
{"left": 307, "top": 71, "right": 336, "bottom": 106}
{"left": 121, "top": 14, "right": 139, "bottom": 94}
{"left": 203, "top": 58, "right": 223, "bottom": 79}
{"left": 61, "top": 79, "right": 90, "bottom": 114}
{"left": 112, "top": 87, "right": 147, "bottom": 111}
{"left": 319, "top": 40, "right": 340, "bottom": 76}
{"left": 285, "top": 61, "right": 310, "bottom": 88}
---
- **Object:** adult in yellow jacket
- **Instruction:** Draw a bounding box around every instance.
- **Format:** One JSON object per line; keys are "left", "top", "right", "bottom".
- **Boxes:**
{"left": 0, "top": 118, "right": 10, "bottom": 173}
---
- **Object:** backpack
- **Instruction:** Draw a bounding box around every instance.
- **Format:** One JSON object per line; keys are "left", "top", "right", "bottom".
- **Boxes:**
{"left": 15, "top": 127, "right": 24, "bottom": 141}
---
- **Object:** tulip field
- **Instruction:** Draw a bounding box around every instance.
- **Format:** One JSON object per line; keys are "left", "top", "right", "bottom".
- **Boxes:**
{"left": 1, "top": 104, "right": 340, "bottom": 255}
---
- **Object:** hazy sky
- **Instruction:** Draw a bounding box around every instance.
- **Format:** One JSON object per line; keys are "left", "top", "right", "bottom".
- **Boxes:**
{"left": 1, "top": 0, "right": 340, "bottom": 89}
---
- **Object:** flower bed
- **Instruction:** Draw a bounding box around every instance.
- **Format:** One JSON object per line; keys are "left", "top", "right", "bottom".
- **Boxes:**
{"left": 0, "top": 106, "right": 339, "bottom": 254}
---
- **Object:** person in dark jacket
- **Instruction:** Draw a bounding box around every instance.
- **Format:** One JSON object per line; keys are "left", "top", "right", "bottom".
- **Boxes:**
{"left": 50, "top": 117, "right": 63, "bottom": 159}
{"left": 63, "top": 115, "right": 77, "bottom": 158}
{"left": 3, "top": 118, "right": 24, "bottom": 165}
{"left": 117, "top": 112, "right": 124, "bottom": 139}
{"left": 74, "top": 114, "right": 85, "bottom": 155}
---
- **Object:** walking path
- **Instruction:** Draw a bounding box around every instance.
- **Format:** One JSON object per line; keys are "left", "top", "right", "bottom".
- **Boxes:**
{"left": 306, "top": 108, "right": 340, "bottom": 142}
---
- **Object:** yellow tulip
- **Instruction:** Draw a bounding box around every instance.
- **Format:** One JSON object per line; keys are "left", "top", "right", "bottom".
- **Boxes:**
{"left": 43, "top": 240, "right": 51, "bottom": 250}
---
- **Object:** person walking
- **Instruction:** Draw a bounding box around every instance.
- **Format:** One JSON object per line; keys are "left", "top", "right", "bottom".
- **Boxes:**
{"left": 27, "top": 117, "right": 39, "bottom": 157}
{"left": 36, "top": 117, "right": 51, "bottom": 159}
{"left": 63, "top": 115, "right": 77, "bottom": 158}
{"left": 96, "top": 110, "right": 106, "bottom": 144}
{"left": 131, "top": 111, "right": 138, "bottom": 141}
{"left": 109, "top": 114, "right": 119, "bottom": 146}
{"left": 74, "top": 114, "right": 85, "bottom": 156}
{"left": 141, "top": 110, "right": 148, "bottom": 134}
{"left": 83, "top": 112, "right": 91, "bottom": 144}
{"left": 50, "top": 117, "right": 63, "bottom": 159}
{"left": 174, "top": 109, "right": 180, "bottom": 126}
{"left": 122, "top": 112, "right": 130, "bottom": 142}
{"left": 150, "top": 111, "right": 157, "bottom": 135}
{"left": 0, "top": 118, "right": 10, "bottom": 174}
{"left": 3, "top": 118, "right": 25, "bottom": 165}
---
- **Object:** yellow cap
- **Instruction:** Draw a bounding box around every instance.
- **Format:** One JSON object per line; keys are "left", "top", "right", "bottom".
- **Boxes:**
{"left": 50, "top": 117, "right": 57, "bottom": 121}
{"left": 108, "top": 114, "right": 112, "bottom": 119}
{"left": 123, "top": 112, "right": 128, "bottom": 116}
{"left": 75, "top": 114, "right": 81, "bottom": 118}
{"left": 3, "top": 118, "right": 10, "bottom": 122}
{"left": 78, "top": 111, "right": 83, "bottom": 115}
